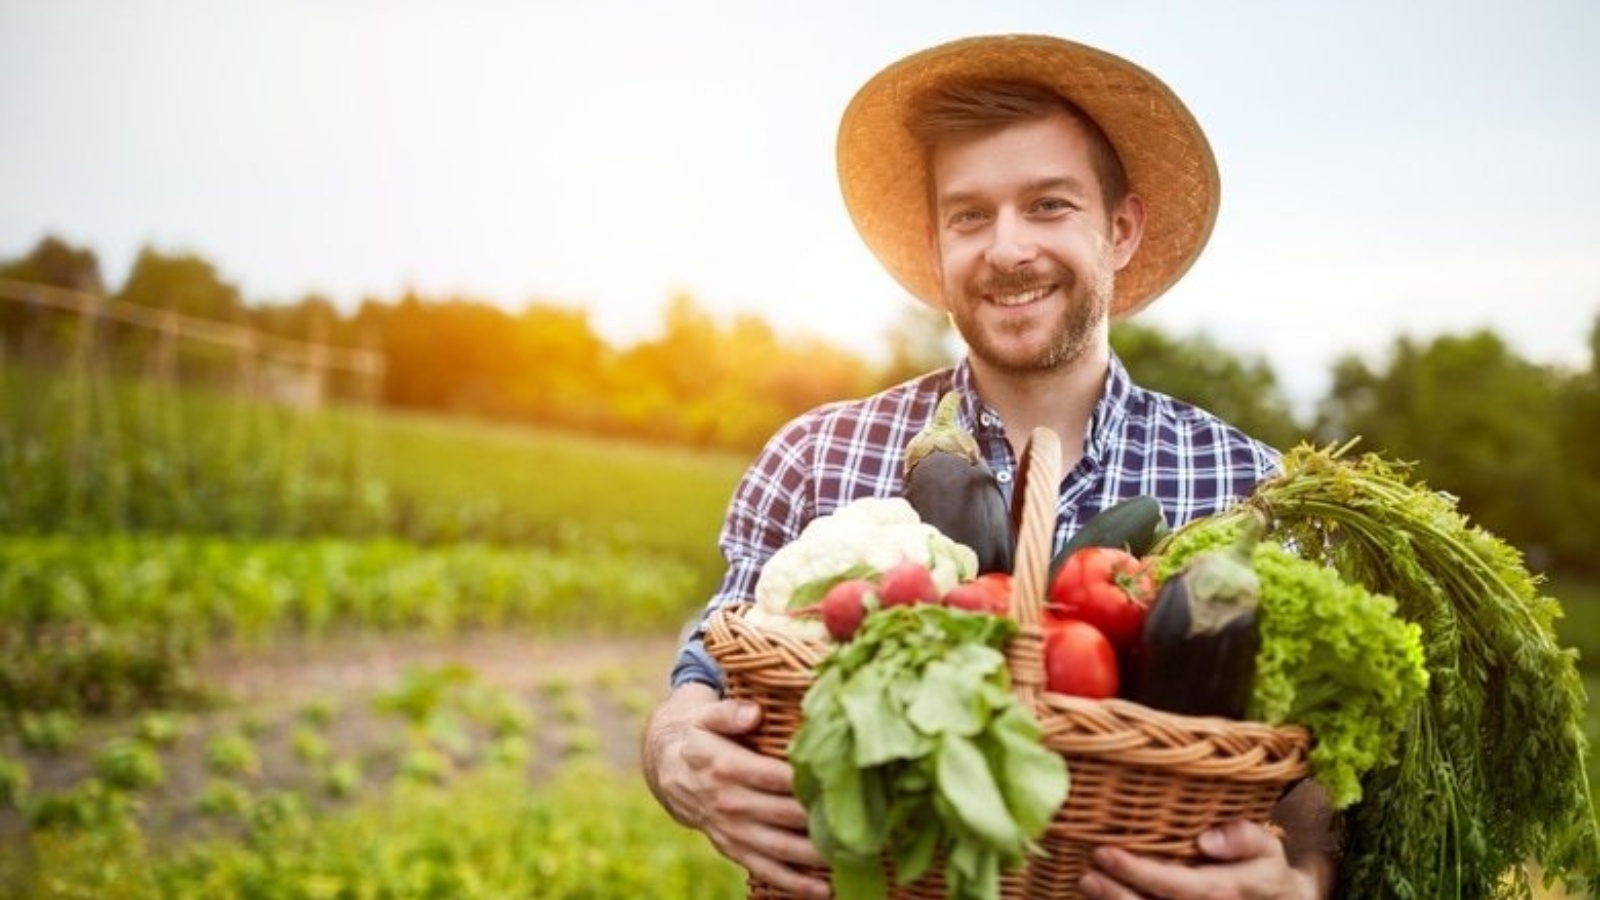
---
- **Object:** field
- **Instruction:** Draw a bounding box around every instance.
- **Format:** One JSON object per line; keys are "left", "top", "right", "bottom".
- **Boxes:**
{"left": 2, "top": 364, "right": 1597, "bottom": 898}
{"left": 0, "top": 367, "right": 755, "bottom": 898}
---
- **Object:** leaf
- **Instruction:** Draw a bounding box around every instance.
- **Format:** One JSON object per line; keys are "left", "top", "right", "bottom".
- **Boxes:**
{"left": 788, "top": 563, "right": 878, "bottom": 611}
{"left": 821, "top": 752, "right": 878, "bottom": 854}
{"left": 891, "top": 815, "right": 942, "bottom": 887}
{"left": 934, "top": 733, "right": 1021, "bottom": 851}
{"left": 843, "top": 663, "right": 928, "bottom": 766}
{"left": 906, "top": 658, "right": 986, "bottom": 737}
{"left": 831, "top": 855, "right": 888, "bottom": 900}
{"left": 987, "top": 705, "right": 1069, "bottom": 837}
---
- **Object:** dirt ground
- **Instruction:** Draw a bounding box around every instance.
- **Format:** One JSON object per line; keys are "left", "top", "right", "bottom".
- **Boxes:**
{"left": 1, "top": 631, "right": 683, "bottom": 843}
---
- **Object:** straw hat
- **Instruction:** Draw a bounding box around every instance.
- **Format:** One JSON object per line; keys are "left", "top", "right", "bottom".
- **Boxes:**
{"left": 837, "top": 34, "right": 1219, "bottom": 320}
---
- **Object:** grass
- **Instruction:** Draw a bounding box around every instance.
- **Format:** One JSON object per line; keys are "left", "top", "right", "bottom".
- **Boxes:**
{"left": 359, "top": 405, "right": 744, "bottom": 581}
{"left": 2, "top": 362, "right": 747, "bottom": 587}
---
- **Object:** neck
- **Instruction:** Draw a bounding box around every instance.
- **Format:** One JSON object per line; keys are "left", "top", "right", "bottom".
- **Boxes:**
{"left": 969, "top": 343, "right": 1111, "bottom": 473}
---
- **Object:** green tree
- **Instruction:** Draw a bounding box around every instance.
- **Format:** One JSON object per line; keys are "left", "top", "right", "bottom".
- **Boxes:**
{"left": 0, "top": 235, "right": 106, "bottom": 356}
{"left": 368, "top": 294, "right": 521, "bottom": 416}
{"left": 116, "top": 247, "right": 244, "bottom": 321}
{"left": 508, "top": 303, "right": 610, "bottom": 431}
{"left": 609, "top": 294, "right": 874, "bottom": 450}
{"left": 0, "top": 235, "right": 105, "bottom": 293}
{"left": 1552, "top": 313, "right": 1600, "bottom": 574}
{"left": 1111, "top": 322, "right": 1303, "bottom": 450}
{"left": 1314, "top": 330, "right": 1567, "bottom": 568}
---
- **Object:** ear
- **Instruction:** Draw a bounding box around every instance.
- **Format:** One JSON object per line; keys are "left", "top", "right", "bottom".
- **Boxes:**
{"left": 1109, "top": 192, "right": 1146, "bottom": 272}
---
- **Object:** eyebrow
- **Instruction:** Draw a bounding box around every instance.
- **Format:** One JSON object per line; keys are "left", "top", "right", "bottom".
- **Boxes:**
{"left": 936, "top": 175, "right": 1092, "bottom": 212}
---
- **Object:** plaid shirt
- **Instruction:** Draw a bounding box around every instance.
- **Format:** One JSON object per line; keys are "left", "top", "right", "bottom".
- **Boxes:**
{"left": 671, "top": 353, "right": 1281, "bottom": 690}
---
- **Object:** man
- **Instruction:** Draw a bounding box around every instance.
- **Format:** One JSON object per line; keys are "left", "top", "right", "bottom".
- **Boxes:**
{"left": 643, "top": 34, "right": 1339, "bottom": 900}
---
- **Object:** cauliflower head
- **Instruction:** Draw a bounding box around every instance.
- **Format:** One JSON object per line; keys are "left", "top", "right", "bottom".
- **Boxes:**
{"left": 744, "top": 497, "right": 979, "bottom": 638}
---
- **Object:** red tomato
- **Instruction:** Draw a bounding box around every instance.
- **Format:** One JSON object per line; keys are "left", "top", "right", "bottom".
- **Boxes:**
{"left": 1042, "top": 619, "right": 1120, "bottom": 699}
{"left": 1047, "top": 547, "right": 1155, "bottom": 650}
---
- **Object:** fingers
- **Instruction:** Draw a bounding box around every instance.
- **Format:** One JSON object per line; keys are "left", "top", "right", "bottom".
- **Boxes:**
{"left": 704, "top": 808, "right": 831, "bottom": 898}
{"left": 680, "top": 711, "right": 795, "bottom": 796}
{"left": 1196, "top": 820, "right": 1283, "bottom": 863}
{"left": 1082, "top": 823, "right": 1299, "bottom": 900}
{"left": 1083, "top": 846, "right": 1196, "bottom": 900}
{"left": 672, "top": 699, "right": 830, "bottom": 895}
{"left": 697, "top": 697, "right": 764, "bottom": 737}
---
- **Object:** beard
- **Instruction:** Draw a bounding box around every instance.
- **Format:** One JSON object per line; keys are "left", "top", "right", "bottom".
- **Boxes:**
{"left": 947, "top": 261, "right": 1114, "bottom": 376}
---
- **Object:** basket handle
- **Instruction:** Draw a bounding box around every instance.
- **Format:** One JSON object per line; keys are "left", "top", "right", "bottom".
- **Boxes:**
{"left": 1007, "top": 427, "right": 1060, "bottom": 712}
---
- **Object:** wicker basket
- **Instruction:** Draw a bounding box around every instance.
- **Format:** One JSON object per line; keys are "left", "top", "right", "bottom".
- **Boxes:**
{"left": 705, "top": 428, "right": 1311, "bottom": 899}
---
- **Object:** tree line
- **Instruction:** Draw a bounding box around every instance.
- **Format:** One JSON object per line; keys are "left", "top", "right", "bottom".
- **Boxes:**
{"left": 3, "top": 234, "right": 1597, "bottom": 575}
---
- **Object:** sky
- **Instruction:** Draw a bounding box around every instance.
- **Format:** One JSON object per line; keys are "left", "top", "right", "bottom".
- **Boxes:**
{"left": 3, "top": 0, "right": 1598, "bottom": 412}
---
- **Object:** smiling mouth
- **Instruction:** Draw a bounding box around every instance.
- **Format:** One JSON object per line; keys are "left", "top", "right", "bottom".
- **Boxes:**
{"left": 986, "top": 284, "right": 1054, "bottom": 307}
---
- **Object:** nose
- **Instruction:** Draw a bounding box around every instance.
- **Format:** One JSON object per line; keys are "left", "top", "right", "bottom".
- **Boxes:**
{"left": 983, "top": 209, "right": 1036, "bottom": 271}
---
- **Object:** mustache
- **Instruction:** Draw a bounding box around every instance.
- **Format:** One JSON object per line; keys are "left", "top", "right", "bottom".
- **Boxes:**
{"left": 970, "top": 267, "right": 1060, "bottom": 297}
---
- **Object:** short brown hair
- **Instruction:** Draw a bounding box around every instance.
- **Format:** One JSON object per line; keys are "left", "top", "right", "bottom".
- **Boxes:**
{"left": 906, "top": 80, "right": 1130, "bottom": 211}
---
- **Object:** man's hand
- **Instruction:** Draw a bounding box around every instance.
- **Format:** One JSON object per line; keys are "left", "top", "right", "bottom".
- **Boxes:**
{"left": 1079, "top": 820, "right": 1327, "bottom": 900}
{"left": 642, "top": 683, "right": 831, "bottom": 899}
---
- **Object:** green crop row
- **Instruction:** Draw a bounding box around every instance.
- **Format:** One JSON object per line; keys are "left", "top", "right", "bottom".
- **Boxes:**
{"left": 0, "top": 761, "right": 744, "bottom": 900}
{"left": 0, "top": 533, "right": 704, "bottom": 716}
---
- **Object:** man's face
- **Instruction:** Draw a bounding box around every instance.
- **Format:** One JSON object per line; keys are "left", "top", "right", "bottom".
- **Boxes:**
{"left": 929, "top": 112, "right": 1142, "bottom": 375}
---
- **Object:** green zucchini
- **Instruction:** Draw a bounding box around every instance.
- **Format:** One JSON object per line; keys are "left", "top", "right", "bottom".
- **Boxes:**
{"left": 1050, "top": 495, "right": 1167, "bottom": 578}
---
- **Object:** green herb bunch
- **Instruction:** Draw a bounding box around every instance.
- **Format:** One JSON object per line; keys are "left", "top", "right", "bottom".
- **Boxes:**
{"left": 1187, "top": 442, "right": 1599, "bottom": 899}
{"left": 789, "top": 604, "right": 1067, "bottom": 900}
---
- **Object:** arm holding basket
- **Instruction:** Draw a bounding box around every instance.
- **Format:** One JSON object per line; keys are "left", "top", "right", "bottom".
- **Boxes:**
{"left": 643, "top": 684, "right": 832, "bottom": 900}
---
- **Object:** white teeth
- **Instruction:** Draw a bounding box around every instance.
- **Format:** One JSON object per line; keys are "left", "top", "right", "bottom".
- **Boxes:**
{"left": 991, "top": 286, "right": 1051, "bottom": 306}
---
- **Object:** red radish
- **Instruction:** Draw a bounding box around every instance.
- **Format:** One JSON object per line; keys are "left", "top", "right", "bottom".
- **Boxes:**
{"left": 820, "top": 579, "right": 877, "bottom": 641}
{"left": 974, "top": 573, "right": 1014, "bottom": 614}
{"left": 941, "top": 581, "right": 1007, "bottom": 615}
{"left": 877, "top": 561, "right": 939, "bottom": 607}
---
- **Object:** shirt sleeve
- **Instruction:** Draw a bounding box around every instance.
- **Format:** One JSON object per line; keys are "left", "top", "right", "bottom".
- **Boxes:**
{"left": 669, "top": 416, "right": 817, "bottom": 692}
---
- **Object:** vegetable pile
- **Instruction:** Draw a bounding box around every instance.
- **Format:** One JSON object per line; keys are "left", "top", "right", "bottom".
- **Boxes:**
{"left": 789, "top": 604, "right": 1067, "bottom": 900}
{"left": 746, "top": 405, "right": 1598, "bottom": 899}
{"left": 1166, "top": 442, "right": 1600, "bottom": 899}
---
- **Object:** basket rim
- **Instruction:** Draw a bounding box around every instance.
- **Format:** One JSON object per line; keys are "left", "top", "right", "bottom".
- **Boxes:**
{"left": 708, "top": 603, "right": 1311, "bottom": 756}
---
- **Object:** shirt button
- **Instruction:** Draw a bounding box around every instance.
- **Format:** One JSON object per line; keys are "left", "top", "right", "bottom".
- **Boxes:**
{"left": 995, "top": 469, "right": 1012, "bottom": 484}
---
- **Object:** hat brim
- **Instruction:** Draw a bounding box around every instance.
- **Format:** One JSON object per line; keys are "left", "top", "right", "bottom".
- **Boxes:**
{"left": 837, "top": 34, "right": 1219, "bottom": 320}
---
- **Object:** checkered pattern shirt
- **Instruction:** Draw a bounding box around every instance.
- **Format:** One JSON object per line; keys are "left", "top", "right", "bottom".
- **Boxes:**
{"left": 670, "top": 353, "right": 1281, "bottom": 691}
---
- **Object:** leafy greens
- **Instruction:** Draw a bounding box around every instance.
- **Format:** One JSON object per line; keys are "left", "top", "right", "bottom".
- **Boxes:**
{"left": 788, "top": 605, "right": 1067, "bottom": 900}
{"left": 1171, "top": 442, "right": 1599, "bottom": 899}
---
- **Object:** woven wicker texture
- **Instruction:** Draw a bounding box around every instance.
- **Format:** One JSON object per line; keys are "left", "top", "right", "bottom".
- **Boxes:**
{"left": 836, "top": 34, "right": 1220, "bottom": 322}
{"left": 705, "top": 427, "right": 1311, "bottom": 899}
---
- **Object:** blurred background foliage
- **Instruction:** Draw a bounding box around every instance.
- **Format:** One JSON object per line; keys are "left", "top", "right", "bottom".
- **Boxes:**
{"left": 3, "top": 232, "right": 1597, "bottom": 900}
{"left": 6, "top": 233, "right": 1596, "bottom": 576}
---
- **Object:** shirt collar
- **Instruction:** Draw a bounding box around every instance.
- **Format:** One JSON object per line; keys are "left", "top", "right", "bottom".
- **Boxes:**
{"left": 949, "top": 359, "right": 1007, "bottom": 441}
{"left": 949, "top": 352, "right": 1134, "bottom": 459}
